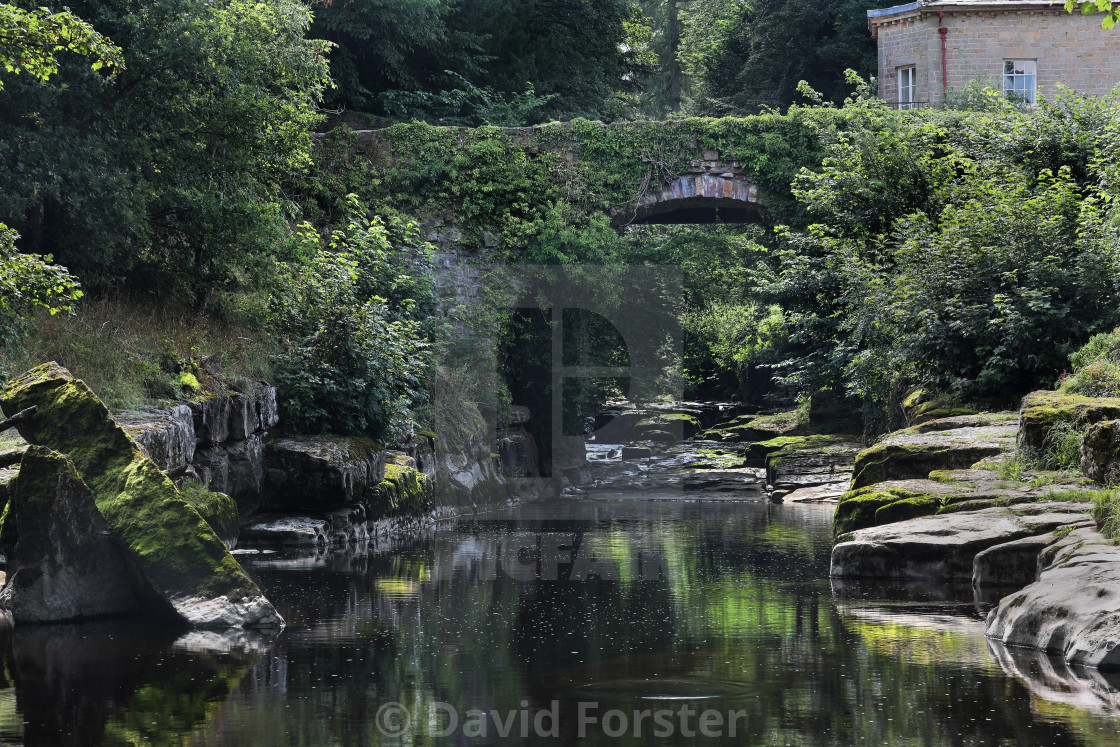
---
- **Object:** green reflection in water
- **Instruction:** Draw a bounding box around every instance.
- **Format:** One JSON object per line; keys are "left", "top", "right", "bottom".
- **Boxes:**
{"left": 0, "top": 499, "right": 1117, "bottom": 745}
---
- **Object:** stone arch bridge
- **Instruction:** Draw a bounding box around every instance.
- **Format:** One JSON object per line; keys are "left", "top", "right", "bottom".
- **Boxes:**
{"left": 339, "top": 123, "right": 768, "bottom": 229}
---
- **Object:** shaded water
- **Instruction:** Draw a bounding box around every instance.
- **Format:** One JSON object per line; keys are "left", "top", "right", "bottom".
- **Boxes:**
{"left": 1, "top": 494, "right": 1119, "bottom": 744}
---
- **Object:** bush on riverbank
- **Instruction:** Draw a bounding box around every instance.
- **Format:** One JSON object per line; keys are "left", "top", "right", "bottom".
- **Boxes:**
{"left": 269, "top": 199, "right": 436, "bottom": 442}
{"left": 768, "top": 81, "right": 1120, "bottom": 433}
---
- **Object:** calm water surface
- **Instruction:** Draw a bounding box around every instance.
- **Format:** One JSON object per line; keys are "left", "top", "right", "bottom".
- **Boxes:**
{"left": 1, "top": 494, "right": 1119, "bottom": 745}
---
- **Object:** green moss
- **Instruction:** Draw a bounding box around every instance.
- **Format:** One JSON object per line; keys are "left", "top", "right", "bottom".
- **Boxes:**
{"left": 370, "top": 461, "right": 434, "bottom": 516}
{"left": 901, "top": 389, "right": 926, "bottom": 411}
{"left": 911, "top": 405, "right": 978, "bottom": 423}
{"left": 1, "top": 363, "right": 258, "bottom": 600}
{"left": 178, "top": 480, "right": 239, "bottom": 542}
{"left": 927, "top": 470, "right": 964, "bottom": 485}
{"left": 874, "top": 495, "right": 941, "bottom": 525}
{"left": 851, "top": 439, "right": 1006, "bottom": 490}
{"left": 1018, "top": 390, "right": 1120, "bottom": 452}
{"left": 833, "top": 486, "right": 926, "bottom": 537}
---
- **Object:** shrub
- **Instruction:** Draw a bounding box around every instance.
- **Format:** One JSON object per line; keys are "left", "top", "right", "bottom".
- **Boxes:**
{"left": 1062, "top": 359, "right": 1120, "bottom": 398}
{"left": 270, "top": 199, "right": 434, "bottom": 441}
{"left": 0, "top": 222, "right": 82, "bottom": 352}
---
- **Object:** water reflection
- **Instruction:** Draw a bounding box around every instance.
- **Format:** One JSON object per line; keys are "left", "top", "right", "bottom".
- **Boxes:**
{"left": 0, "top": 498, "right": 1116, "bottom": 744}
{"left": 0, "top": 619, "right": 265, "bottom": 745}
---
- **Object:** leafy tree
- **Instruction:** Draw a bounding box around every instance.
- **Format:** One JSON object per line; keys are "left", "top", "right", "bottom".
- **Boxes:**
{"left": 312, "top": 0, "right": 635, "bottom": 123}
{"left": 0, "top": 0, "right": 331, "bottom": 302}
{"left": 680, "top": 0, "right": 893, "bottom": 114}
{"left": 1066, "top": 0, "right": 1120, "bottom": 29}
{"left": 767, "top": 84, "right": 1120, "bottom": 430}
{"left": 0, "top": 221, "right": 81, "bottom": 352}
{"left": 0, "top": 3, "right": 122, "bottom": 88}
{"left": 271, "top": 199, "right": 435, "bottom": 441}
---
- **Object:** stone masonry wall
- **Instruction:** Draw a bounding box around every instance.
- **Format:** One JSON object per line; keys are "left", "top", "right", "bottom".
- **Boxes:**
{"left": 874, "top": 9, "right": 1120, "bottom": 107}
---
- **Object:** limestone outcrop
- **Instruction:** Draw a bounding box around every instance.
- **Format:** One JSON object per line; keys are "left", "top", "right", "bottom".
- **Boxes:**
{"left": 986, "top": 527, "right": 1120, "bottom": 669}
{"left": 1018, "top": 390, "right": 1120, "bottom": 453}
{"left": 849, "top": 417, "right": 1016, "bottom": 490}
{"left": 1081, "top": 418, "right": 1120, "bottom": 486}
{"left": 0, "top": 363, "right": 282, "bottom": 629}
{"left": 263, "top": 436, "right": 386, "bottom": 511}
{"left": 830, "top": 502, "right": 1093, "bottom": 582}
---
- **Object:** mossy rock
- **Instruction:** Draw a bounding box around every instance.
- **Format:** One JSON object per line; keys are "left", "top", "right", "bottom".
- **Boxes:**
{"left": 834, "top": 487, "right": 927, "bottom": 537}
{"left": 637, "top": 413, "right": 701, "bottom": 439}
{"left": 700, "top": 408, "right": 806, "bottom": 442}
{"left": 0, "top": 446, "right": 172, "bottom": 622}
{"left": 0, "top": 466, "right": 16, "bottom": 512}
{"left": 910, "top": 405, "right": 978, "bottom": 425}
{"left": 901, "top": 388, "right": 978, "bottom": 425}
{"left": 369, "top": 460, "right": 434, "bottom": 517}
{"left": 873, "top": 495, "right": 941, "bottom": 526}
{"left": 0, "top": 363, "right": 277, "bottom": 627}
{"left": 179, "top": 480, "right": 240, "bottom": 544}
{"left": 748, "top": 434, "right": 848, "bottom": 460}
{"left": 1018, "top": 390, "right": 1120, "bottom": 453}
{"left": 850, "top": 431, "right": 1011, "bottom": 490}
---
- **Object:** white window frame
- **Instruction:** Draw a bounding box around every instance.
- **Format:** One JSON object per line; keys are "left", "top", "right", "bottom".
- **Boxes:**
{"left": 1003, "top": 59, "right": 1037, "bottom": 105}
{"left": 897, "top": 66, "right": 916, "bottom": 109}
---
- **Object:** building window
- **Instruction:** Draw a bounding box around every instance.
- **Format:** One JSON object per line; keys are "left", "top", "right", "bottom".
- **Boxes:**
{"left": 898, "top": 66, "right": 916, "bottom": 109}
{"left": 1003, "top": 60, "right": 1037, "bottom": 105}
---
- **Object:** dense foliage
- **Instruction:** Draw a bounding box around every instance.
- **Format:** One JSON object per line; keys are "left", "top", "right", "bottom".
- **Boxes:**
{"left": 767, "top": 82, "right": 1120, "bottom": 430}
{"left": 679, "top": 0, "right": 891, "bottom": 115}
{"left": 0, "top": 222, "right": 81, "bottom": 351}
{"left": 311, "top": 0, "right": 637, "bottom": 123}
{"left": 0, "top": 0, "right": 330, "bottom": 302}
{"left": 270, "top": 200, "right": 435, "bottom": 441}
{"left": 0, "top": 3, "right": 122, "bottom": 88}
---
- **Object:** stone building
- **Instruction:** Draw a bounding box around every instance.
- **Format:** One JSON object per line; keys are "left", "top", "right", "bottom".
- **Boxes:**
{"left": 867, "top": 0, "right": 1120, "bottom": 108}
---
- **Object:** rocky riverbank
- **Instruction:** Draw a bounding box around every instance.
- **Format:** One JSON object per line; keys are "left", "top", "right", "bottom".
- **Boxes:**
{"left": 0, "top": 362, "right": 534, "bottom": 626}
{"left": 831, "top": 392, "right": 1120, "bottom": 670}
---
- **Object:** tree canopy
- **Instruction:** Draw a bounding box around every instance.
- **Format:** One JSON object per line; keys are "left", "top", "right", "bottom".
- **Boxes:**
{"left": 0, "top": 0, "right": 330, "bottom": 302}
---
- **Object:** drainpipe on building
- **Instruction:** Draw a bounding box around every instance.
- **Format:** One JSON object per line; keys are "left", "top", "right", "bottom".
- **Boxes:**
{"left": 938, "top": 12, "right": 948, "bottom": 98}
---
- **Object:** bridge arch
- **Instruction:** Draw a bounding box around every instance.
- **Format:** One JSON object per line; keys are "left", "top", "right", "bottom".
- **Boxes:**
{"left": 611, "top": 150, "right": 766, "bottom": 227}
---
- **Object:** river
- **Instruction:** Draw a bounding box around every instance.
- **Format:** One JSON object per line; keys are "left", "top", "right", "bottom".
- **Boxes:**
{"left": 1, "top": 484, "right": 1118, "bottom": 744}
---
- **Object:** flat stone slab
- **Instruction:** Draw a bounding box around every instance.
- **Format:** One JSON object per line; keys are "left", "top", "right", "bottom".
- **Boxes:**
{"left": 831, "top": 502, "right": 1093, "bottom": 582}
{"left": 782, "top": 481, "right": 849, "bottom": 503}
{"left": 241, "top": 516, "right": 329, "bottom": 547}
{"left": 987, "top": 527, "right": 1120, "bottom": 669}
{"left": 850, "top": 424, "right": 1017, "bottom": 490}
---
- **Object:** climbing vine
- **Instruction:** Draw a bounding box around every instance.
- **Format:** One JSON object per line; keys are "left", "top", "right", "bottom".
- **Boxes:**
{"left": 297, "top": 110, "right": 839, "bottom": 263}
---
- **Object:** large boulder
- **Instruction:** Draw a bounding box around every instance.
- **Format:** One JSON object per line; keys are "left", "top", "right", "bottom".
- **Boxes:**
{"left": 0, "top": 363, "right": 282, "bottom": 629}
{"left": 1018, "top": 390, "right": 1120, "bottom": 453}
{"left": 849, "top": 421, "right": 1016, "bottom": 490}
{"left": 263, "top": 436, "right": 385, "bottom": 511}
{"left": 0, "top": 446, "right": 171, "bottom": 622}
{"left": 830, "top": 502, "right": 1093, "bottom": 582}
{"left": 1081, "top": 418, "right": 1120, "bottom": 486}
{"left": 986, "top": 526, "right": 1120, "bottom": 669}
